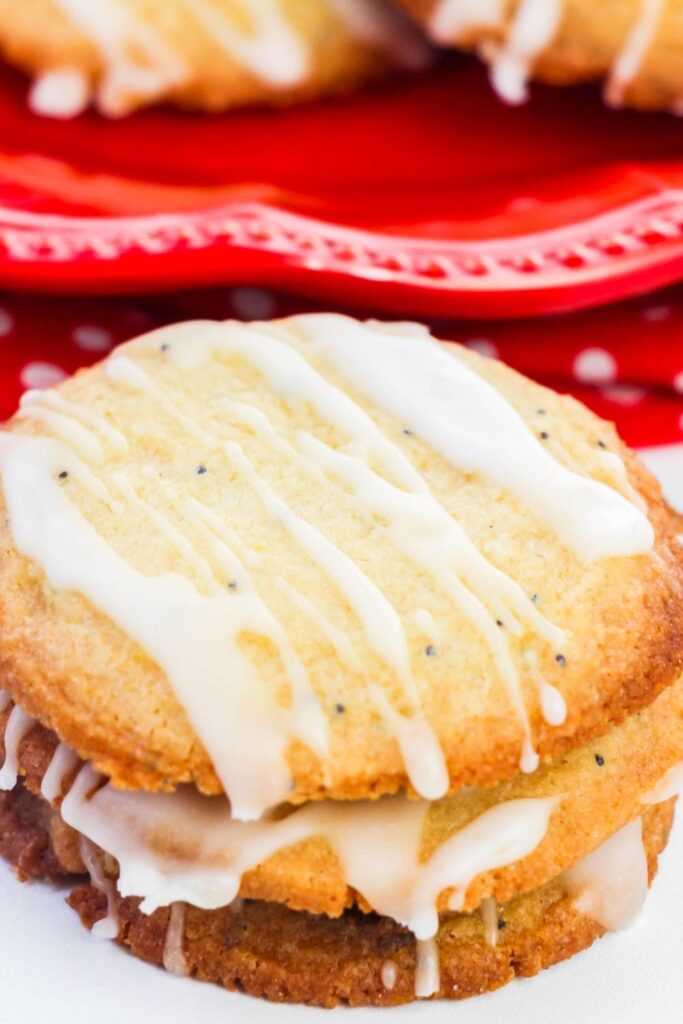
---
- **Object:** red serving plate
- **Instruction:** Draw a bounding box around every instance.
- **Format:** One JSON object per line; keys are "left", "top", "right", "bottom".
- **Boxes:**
{"left": 2, "top": 56, "right": 683, "bottom": 316}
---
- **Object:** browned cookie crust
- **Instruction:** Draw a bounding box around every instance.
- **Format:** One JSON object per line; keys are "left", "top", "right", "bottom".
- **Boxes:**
{"left": 0, "top": 777, "right": 674, "bottom": 1008}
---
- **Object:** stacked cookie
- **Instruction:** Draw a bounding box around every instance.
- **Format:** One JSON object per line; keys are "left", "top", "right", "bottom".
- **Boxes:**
{"left": 0, "top": 314, "right": 682, "bottom": 1006}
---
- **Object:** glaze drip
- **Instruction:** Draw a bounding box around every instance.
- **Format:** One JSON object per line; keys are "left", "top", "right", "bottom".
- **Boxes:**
{"left": 41, "top": 743, "right": 80, "bottom": 804}
{"left": 606, "top": 0, "right": 666, "bottom": 106}
{"left": 61, "top": 762, "right": 557, "bottom": 940}
{"left": 564, "top": 817, "right": 649, "bottom": 932}
{"left": 0, "top": 704, "right": 34, "bottom": 791}
{"left": 79, "top": 835, "right": 120, "bottom": 940}
{"left": 163, "top": 902, "right": 190, "bottom": 977}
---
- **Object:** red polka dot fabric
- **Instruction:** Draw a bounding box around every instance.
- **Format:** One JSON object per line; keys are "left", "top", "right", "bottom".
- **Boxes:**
{"left": 1, "top": 283, "right": 681, "bottom": 449}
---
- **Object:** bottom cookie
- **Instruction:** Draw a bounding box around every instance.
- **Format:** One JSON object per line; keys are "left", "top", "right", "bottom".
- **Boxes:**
{"left": 1, "top": 780, "right": 674, "bottom": 1008}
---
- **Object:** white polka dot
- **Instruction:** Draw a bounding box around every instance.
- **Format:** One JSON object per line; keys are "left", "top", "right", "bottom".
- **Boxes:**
{"left": 0, "top": 307, "right": 14, "bottom": 337}
{"left": 465, "top": 338, "right": 499, "bottom": 359}
{"left": 72, "top": 324, "right": 114, "bottom": 352}
{"left": 600, "top": 384, "right": 646, "bottom": 406}
{"left": 643, "top": 303, "right": 673, "bottom": 322}
{"left": 229, "top": 287, "right": 276, "bottom": 321}
{"left": 674, "top": 370, "right": 683, "bottom": 393}
{"left": 20, "top": 361, "right": 67, "bottom": 390}
{"left": 573, "top": 347, "right": 617, "bottom": 384}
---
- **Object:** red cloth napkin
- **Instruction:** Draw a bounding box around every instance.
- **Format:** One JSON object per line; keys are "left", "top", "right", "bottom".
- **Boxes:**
{"left": 1, "top": 283, "right": 681, "bottom": 449}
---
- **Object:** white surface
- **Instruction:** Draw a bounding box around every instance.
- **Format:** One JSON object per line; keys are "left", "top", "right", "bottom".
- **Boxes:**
{"left": 1, "top": 443, "right": 682, "bottom": 1024}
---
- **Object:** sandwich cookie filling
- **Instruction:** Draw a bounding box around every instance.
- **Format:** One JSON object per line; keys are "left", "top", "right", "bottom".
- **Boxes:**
{"left": 0, "top": 696, "right": 673, "bottom": 1000}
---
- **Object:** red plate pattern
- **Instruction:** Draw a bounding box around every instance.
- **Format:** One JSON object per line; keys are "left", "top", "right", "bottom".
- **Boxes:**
{"left": 2, "top": 59, "right": 683, "bottom": 315}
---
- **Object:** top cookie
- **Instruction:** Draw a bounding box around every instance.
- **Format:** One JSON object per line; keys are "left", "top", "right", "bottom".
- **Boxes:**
{"left": 0, "top": 0, "right": 430, "bottom": 118}
{"left": 0, "top": 314, "right": 680, "bottom": 817}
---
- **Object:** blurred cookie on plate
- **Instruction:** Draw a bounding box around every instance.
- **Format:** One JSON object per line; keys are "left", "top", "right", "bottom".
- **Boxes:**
{"left": 396, "top": 0, "right": 683, "bottom": 110}
{"left": 0, "top": 0, "right": 431, "bottom": 118}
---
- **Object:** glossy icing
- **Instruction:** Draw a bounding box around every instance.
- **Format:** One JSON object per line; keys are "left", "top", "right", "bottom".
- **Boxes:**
{"left": 564, "top": 817, "right": 648, "bottom": 931}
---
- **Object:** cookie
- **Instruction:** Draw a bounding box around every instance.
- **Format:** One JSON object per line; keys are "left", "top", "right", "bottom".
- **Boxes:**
{"left": 0, "top": 0, "right": 431, "bottom": 118}
{"left": 0, "top": 316, "right": 680, "bottom": 814}
{"left": 0, "top": 770, "right": 674, "bottom": 1006}
{"left": 397, "top": 0, "right": 683, "bottom": 110}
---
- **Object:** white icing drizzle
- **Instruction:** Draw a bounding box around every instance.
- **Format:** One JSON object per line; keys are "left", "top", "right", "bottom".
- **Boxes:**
{"left": 79, "top": 835, "right": 120, "bottom": 940}
{"left": 178, "top": 0, "right": 308, "bottom": 88}
{"left": 296, "top": 427, "right": 559, "bottom": 773}
{"left": 218, "top": 367, "right": 561, "bottom": 705}
{"left": 148, "top": 321, "right": 575, "bottom": 772}
{"left": 479, "top": 895, "right": 498, "bottom": 947}
{"left": 20, "top": 390, "right": 128, "bottom": 453}
{"left": 413, "top": 608, "right": 440, "bottom": 645}
{"left": 429, "top": 0, "right": 505, "bottom": 43}
{"left": 523, "top": 650, "right": 567, "bottom": 727}
{"left": 564, "top": 817, "right": 648, "bottom": 932}
{"left": 29, "top": 68, "right": 90, "bottom": 118}
{"left": 0, "top": 433, "right": 327, "bottom": 821}
{"left": 0, "top": 705, "right": 34, "bottom": 791}
{"left": 381, "top": 959, "right": 398, "bottom": 991}
{"left": 41, "top": 743, "right": 80, "bottom": 804}
{"left": 49, "top": 0, "right": 187, "bottom": 116}
{"left": 597, "top": 449, "right": 647, "bottom": 512}
{"left": 106, "top": 356, "right": 215, "bottom": 447}
{"left": 182, "top": 496, "right": 261, "bottom": 570}
{"left": 163, "top": 902, "right": 190, "bottom": 978}
{"left": 292, "top": 316, "right": 653, "bottom": 561}
{"left": 112, "top": 474, "right": 220, "bottom": 594}
{"left": 414, "top": 936, "right": 439, "bottom": 998}
{"left": 488, "top": 0, "right": 563, "bottom": 105}
{"left": 61, "top": 761, "right": 556, "bottom": 936}
{"left": 225, "top": 437, "right": 447, "bottom": 800}
{"left": 605, "top": 0, "right": 666, "bottom": 107}
{"left": 18, "top": 391, "right": 105, "bottom": 463}
{"left": 274, "top": 575, "right": 364, "bottom": 673}
{"left": 642, "top": 761, "right": 683, "bottom": 805}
